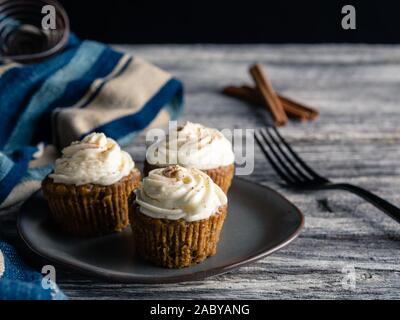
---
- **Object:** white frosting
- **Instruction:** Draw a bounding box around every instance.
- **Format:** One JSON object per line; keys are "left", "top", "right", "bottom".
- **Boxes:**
{"left": 135, "top": 165, "right": 227, "bottom": 222}
{"left": 146, "top": 122, "right": 234, "bottom": 170}
{"left": 49, "top": 132, "right": 135, "bottom": 186}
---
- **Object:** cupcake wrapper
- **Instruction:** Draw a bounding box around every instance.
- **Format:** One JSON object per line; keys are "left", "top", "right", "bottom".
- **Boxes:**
{"left": 42, "top": 169, "right": 141, "bottom": 236}
{"left": 144, "top": 160, "right": 234, "bottom": 194}
{"left": 203, "top": 164, "right": 234, "bottom": 194}
{"left": 131, "top": 205, "right": 227, "bottom": 268}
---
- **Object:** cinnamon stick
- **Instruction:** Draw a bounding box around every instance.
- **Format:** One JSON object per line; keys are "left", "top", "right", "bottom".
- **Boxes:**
{"left": 278, "top": 94, "right": 319, "bottom": 120}
{"left": 222, "top": 85, "right": 260, "bottom": 105}
{"left": 249, "top": 64, "right": 288, "bottom": 126}
{"left": 241, "top": 85, "right": 318, "bottom": 120}
{"left": 222, "top": 85, "right": 319, "bottom": 121}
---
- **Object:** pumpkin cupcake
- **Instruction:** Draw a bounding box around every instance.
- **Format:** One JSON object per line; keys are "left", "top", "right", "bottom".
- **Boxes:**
{"left": 42, "top": 132, "right": 141, "bottom": 236}
{"left": 144, "top": 121, "right": 235, "bottom": 193}
{"left": 131, "top": 165, "right": 227, "bottom": 268}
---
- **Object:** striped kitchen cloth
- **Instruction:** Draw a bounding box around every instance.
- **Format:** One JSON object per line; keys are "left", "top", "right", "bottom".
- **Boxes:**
{"left": 0, "top": 241, "right": 67, "bottom": 300}
{"left": 0, "top": 34, "right": 183, "bottom": 209}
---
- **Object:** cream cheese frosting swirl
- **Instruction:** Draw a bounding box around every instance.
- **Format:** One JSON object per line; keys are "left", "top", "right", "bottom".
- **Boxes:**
{"left": 146, "top": 122, "right": 234, "bottom": 170}
{"left": 49, "top": 132, "right": 135, "bottom": 186}
{"left": 135, "top": 165, "right": 227, "bottom": 222}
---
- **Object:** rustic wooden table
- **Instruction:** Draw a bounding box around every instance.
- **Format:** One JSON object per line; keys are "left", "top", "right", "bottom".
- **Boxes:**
{"left": 1, "top": 45, "right": 400, "bottom": 299}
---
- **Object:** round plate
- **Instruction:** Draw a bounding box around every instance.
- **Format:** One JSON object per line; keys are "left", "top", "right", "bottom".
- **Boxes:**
{"left": 18, "top": 178, "right": 304, "bottom": 284}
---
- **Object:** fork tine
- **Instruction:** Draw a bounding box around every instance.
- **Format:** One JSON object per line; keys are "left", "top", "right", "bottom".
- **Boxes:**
{"left": 258, "top": 128, "right": 304, "bottom": 184}
{"left": 265, "top": 128, "right": 312, "bottom": 181}
{"left": 272, "top": 127, "right": 328, "bottom": 182}
{"left": 254, "top": 129, "right": 298, "bottom": 185}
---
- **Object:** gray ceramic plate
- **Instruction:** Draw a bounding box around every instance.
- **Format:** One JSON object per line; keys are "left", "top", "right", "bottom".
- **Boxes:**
{"left": 18, "top": 178, "right": 304, "bottom": 284}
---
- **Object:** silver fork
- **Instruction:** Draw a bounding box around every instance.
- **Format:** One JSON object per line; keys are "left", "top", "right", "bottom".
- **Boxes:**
{"left": 254, "top": 127, "right": 400, "bottom": 224}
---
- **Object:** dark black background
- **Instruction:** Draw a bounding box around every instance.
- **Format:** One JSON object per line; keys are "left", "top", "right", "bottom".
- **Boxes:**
{"left": 59, "top": 0, "right": 399, "bottom": 43}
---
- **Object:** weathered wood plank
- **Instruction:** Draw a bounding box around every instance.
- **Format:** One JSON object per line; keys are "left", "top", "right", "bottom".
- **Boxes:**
{"left": 2, "top": 44, "right": 400, "bottom": 299}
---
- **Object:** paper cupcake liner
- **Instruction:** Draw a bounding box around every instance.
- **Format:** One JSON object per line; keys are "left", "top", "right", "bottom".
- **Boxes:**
{"left": 131, "top": 204, "right": 227, "bottom": 268}
{"left": 144, "top": 160, "right": 234, "bottom": 193}
{"left": 203, "top": 164, "right": 234, "bottom": 194}
{"left": 42, "top": 169, "right": 141, "bottom": 237}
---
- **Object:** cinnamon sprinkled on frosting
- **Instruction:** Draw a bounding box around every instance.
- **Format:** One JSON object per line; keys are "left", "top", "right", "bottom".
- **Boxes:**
{"left": 135, "top": 165, "right": 227, "bottom": 222}
{"left": 146, "top": 122, "right": 234, "bottom": 170}
{"left": 50, "top": 132, "right": 135, "bottom": 186}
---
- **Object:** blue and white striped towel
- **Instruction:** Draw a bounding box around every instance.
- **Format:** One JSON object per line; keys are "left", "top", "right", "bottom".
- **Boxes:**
{"left": 0, "top": 241, "right": 67, "bottom": 300}
{"left": 0, "top": 34, "right": 183, "bottom": 209}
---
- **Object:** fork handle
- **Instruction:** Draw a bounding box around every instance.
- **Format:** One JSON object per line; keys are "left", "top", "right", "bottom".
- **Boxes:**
{"left": 323, "top": 183, "right": 400, "bottom": 223}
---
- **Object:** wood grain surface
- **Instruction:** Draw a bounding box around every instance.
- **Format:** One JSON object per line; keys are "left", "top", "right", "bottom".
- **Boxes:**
{"left": 1, "top": 45, "right": 400, "bottom": 299}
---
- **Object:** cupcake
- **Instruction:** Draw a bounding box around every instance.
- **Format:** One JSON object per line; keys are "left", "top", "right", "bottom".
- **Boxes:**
{"left": 144, "top": 122, "right": 235, "bottom": 193}
{"left": 131, "top": 165, "right": 227, "bottom": 268}
{"left": 42, "top": 132, "right": 141, "bottom": 236}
